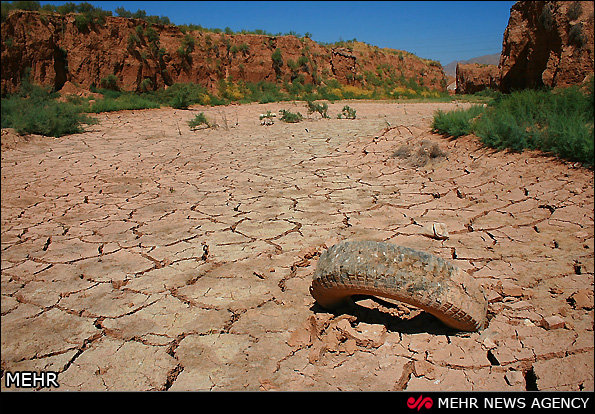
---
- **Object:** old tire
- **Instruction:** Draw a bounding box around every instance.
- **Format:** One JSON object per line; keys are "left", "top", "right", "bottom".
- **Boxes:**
{"left": 310, "top": 240, "right": 487, "bottom": 332}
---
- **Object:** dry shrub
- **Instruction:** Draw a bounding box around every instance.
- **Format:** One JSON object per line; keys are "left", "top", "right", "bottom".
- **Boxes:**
{"left": 392, "top": 140, "right": 447, "bottom": 167}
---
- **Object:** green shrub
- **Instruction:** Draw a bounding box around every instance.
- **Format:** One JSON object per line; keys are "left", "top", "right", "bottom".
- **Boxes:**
{"left": 472, "top": 88, "right": 503, "bottom": 100}
{"left": 170, "top": 89, "right": 191, "bottom": 109}
{"left": 287, "top": 59, "right": 298, "bottom": 72}
{"left": 178, "top": 33, "right": 195, "bottom": 57}
{"left": 188, "top": 112, "right": 211, "bottom": 129}
{"left": 139, "top": 78, "right": 153, "bottom": 92}
{"left": 271, "top": 48, "right": 283, "bottom": 78}
{"left": 569, "top": 22, "right": 586, "bottom": 48}
{"left": 432, "top": 105, "right": 485, "bottom": 137}
{"left": 145, "top": 26, "right": 159, "bottom": 44}
{"left": 306, "top": 100, "right": 329, "bottom": 118}
{"left": 244, "top": 81, "right": 290, "bottom": 103}
{"left": 74, "top": 13, "right": 91, "bottom": 31}
{"left": 279, "top": 109, "right": 303, "bottom": 123}
{"left": 337, "top": 105, "right": 357, "bottom": 119}
{"left": 115, "top": 6, "right": 171, "bottom": 25}
{"left": 69, "top": 4, "right": 111, "bottom": 31}
{"left": 538, "top": 4, "right": 554, "bottom": 31}
{"left": 100, "top": 74, "right": 119, "bottom": 91}
{"left": 259, "top": 110, "right": 275, "bottom": 120}
{"left": 297, "top": 55, "right": 309, "bottom": 68}
{"left": 475, "top": 87, "right": 593, "bottom": 164}
{"left": 567, "top": 1, "right": 582, "bottom": 20}
{"left": 162, "top": 82, "right": 212, "bottom": 108}
{"left": 238, "top": 43, "right": 250, "bottom": 55}
{"left": 169, "top": 83, "right": 201, "bottom": 108}
{"left": 1, "top": 81, "right": 97, "bottom": 137}
{"left": 315, "top": 84, "right": 342, "bottom": 102}
{"left": 128, "top": 33, "right": 141, "bottom": 49}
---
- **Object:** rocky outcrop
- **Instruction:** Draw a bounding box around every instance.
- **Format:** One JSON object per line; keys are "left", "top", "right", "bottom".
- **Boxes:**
{"left": 1, "top": 10, "right": 446, "bottom": 95}
{"left": 455, "top": 63, "right": 499, "bottom": 94}
{"left": 499, "top": 1, "right": 594, "bottom": 92}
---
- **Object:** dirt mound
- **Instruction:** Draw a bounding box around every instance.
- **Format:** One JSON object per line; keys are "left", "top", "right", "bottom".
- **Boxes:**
{"left": 57, "top": 81, "right": 102, "bottom": 101}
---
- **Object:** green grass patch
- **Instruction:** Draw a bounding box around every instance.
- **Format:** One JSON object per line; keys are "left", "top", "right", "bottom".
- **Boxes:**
{"left": 432, "top": 105, "right": 485, "bottom": 137}
{"left": 88, "top": 93, "right": 161, "bottom": 113}
{"left": 432, "top": 84, "right": 594, "bottom": 167}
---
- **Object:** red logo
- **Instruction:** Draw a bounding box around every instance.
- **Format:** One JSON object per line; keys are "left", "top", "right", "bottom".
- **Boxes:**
{"left": 407, "top": 395, "right": 433, "bottom": 411}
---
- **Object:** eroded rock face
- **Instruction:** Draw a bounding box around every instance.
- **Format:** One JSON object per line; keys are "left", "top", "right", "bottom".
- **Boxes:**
{"left": 455, "top": 63, "right": 500, "bottom": 94}
{"left": 1, "top": 10, "right": 446, "bottom": 95}
{"left": 499, "top": 1, "right": 594, "bottom": 92}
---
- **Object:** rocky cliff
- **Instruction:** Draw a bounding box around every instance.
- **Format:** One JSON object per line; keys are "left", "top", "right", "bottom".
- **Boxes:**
{"left": 444, "top": 53, "right": 500, "bottom": 77}
{"left": 499, "top": 1, "right": 594, "bottom": 92}
{"left": 455, "top": 63, "right": 499, "bottom": 94}
{"left": 1, "top": 10, "right": 446, "bottom": 95}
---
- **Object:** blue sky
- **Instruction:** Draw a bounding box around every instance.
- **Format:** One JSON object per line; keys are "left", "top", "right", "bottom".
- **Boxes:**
{"left": 38, "top": 1, "right": 516, "bottom": 65}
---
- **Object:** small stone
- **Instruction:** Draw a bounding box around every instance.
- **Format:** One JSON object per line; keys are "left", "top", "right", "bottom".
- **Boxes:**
{"left": 432, "top": 223, "right": 449, "bottom": 240}
{"left": 569, "top": 289, "right": 594, "bottom": 310}
{"left": 541, "top": 315, "right": 565, "bottom": 330}
{"left": 421, "top": 222, "right": 449, "bottom": 240}
{"left": 334, "top": 318, "right": 353, "bottom": 334}
{"left": 504, "top": 370, "right": 525, "bottom": 387}
{"left": 482, "top": 337, "right": 497, "bottom": 349}
{"left": 499, "top": 283, "right": 523, "bottom": 298}
{"left": 334, "top": 320, "right": 386, "bottom": 348}
{"left": 352, "top": 323, "right": 387, "bottom": 348}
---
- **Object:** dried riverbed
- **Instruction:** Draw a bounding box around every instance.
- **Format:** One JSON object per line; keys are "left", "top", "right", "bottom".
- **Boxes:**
{"left": 1, "top": 101, "right": 593, "bottom": 391}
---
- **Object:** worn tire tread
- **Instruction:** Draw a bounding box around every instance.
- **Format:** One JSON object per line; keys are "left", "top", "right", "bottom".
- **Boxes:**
{"left": 310, "top": 240, "right": 487, "bottom": 331}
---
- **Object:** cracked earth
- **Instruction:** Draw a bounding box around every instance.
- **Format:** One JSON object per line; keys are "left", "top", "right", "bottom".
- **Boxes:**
{"left": 1, "top": 101, "right": 593, "bottom": 391}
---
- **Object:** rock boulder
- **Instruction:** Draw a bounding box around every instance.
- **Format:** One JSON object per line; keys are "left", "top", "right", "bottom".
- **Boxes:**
{"left": 455, "top": 63, "right": 499, "bottom": 94}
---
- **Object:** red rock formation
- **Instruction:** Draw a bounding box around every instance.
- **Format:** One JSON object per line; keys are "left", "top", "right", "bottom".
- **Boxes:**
{"left": 455, "top": 63, "right": 500, "bottom": 94}
{"left": 1, "top": 10, "right": 446, "bottom": 95}
{"left": 499, "top": 1, "right": 594, "bottom": 92}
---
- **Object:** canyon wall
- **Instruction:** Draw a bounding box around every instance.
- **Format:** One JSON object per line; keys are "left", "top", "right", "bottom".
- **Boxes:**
{"left": 499, "top": 1, "right": 594, "bottom": 92}
{"left": 1, "top": 10, "right": 446, "bottom": 95}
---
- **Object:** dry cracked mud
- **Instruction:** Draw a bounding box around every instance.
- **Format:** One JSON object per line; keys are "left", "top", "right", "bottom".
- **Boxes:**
{"left": 1, "top": 101, "right": 593, "bottom": 391}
